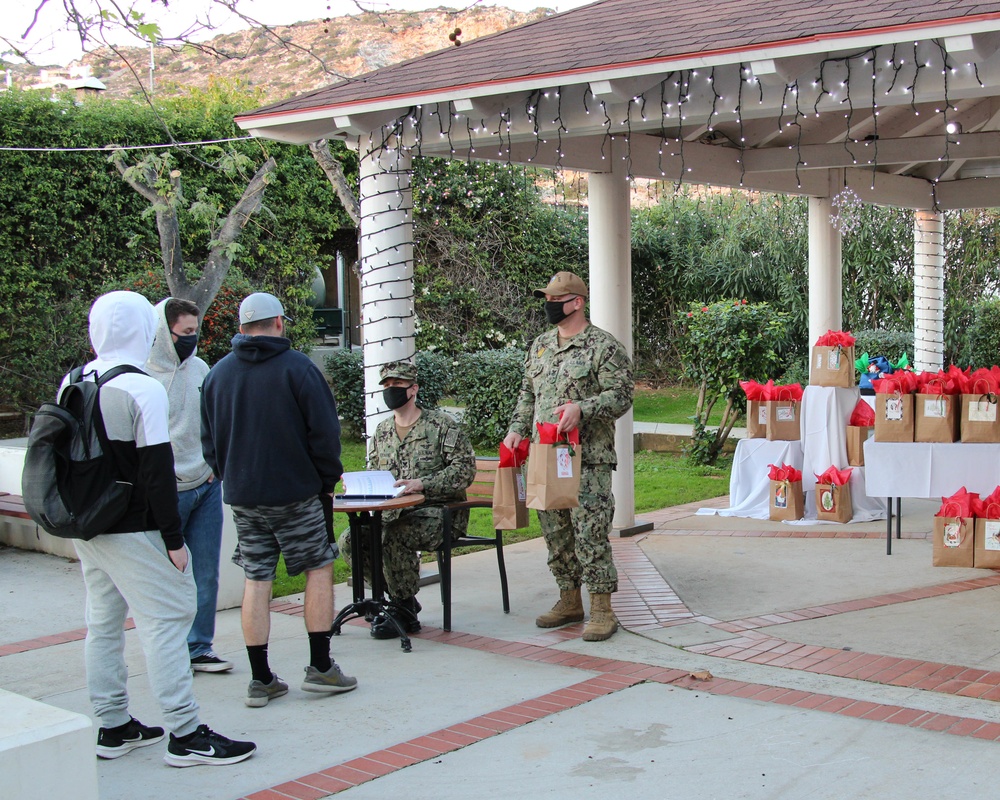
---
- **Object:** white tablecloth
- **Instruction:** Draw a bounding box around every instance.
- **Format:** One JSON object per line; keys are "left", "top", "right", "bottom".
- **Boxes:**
{"left": 864, "top": 441, "right": 1000, "bottom": 498}
{"left": 705, "top": 438, "right": 803, "bottom": 519}
{"left": 697, "top": 385, "right": 886, "bottom": 522}
{"left": 801, "top": 385, "right": 863, "bottom": 492}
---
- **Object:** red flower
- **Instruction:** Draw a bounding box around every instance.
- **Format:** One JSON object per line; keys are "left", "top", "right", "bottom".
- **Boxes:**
{"left": 701, "top": 306, "right": 708, "bottom": 312}
{"left": 687, "top": 312, "right": 693, "bottom": 317}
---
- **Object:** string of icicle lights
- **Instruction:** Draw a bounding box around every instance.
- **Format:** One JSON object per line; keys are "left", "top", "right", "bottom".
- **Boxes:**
{"left": 355, "top": 38, "right": 979, "bottom": 424}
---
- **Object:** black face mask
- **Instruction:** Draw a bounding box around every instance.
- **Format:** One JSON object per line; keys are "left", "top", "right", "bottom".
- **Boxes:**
{"left": 173, "top": 333, "right": 198, "bottom": 362}
{"left": 544, "top": 299, "right": 573, "bottom": 325}
{"left": 383, "top": 385, "right": 411, "bottom": 410}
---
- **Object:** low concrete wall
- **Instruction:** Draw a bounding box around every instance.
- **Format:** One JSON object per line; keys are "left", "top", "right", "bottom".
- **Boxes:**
{"left": 0, "top": 690, "right": 97, "bottom": 800}
{"left": 0, "top": 442, "right": 244, "bottom": 611}
{"left": 634, "top": 432, "right": 740, "bottom": 455}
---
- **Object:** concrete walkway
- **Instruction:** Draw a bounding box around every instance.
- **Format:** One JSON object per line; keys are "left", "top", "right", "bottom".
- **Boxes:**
{"left": 5, "top": 494, "right": 1000, "bottom": 799}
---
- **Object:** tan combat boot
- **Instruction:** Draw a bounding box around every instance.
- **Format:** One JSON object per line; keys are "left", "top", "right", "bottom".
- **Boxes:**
{"left": 535, "top": 587, "right": 585, "bottom": 628}
{"left": 582, "top": 593, "right": 618, "bottom": 641}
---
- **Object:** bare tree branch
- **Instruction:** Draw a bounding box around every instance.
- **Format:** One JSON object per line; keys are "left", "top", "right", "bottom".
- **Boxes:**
{"left": 309, "top": 139, "right": 360, "bottom": 226}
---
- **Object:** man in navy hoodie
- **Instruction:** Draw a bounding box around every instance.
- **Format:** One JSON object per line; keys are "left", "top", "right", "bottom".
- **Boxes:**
{"left": 72, "top": 291, "right": 255, "bottom": 767}
{"left": 201, "top": 292, "right": 357, "bottom": 708}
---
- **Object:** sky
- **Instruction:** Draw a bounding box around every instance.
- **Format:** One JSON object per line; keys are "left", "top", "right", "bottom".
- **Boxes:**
{"left": 4, "top": 0, "right": 594, "bottom": 67}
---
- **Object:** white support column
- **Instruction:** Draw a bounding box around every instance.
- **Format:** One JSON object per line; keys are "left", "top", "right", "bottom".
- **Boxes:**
{"left": 913, "top": 210, "right": 945, "bottom": 371}
{"left": 808, "top": 196, "right": 843, "bottom": 346}
{"left": 358, "top": 135, "right": 414, "bottom": 443}
{"left": 587, "top": 168, "right": 636, "bottom": 531}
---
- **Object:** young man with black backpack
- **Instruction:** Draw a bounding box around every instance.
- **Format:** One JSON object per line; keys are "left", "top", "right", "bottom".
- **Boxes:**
{"left": 64, "top": 291, "right": 255, "bottom": 767}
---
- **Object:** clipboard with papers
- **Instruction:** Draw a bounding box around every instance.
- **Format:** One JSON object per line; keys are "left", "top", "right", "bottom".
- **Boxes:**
{"left": 337, "top": 470, "right": 405, "bottom": 501}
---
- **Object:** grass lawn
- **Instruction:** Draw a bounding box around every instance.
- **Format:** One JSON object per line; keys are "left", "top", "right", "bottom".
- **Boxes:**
{"left": 633, "top": 383, "right": 742, "bottom": 428}
{"left": 271, "top": 410, "right": 733, "bottom": 597}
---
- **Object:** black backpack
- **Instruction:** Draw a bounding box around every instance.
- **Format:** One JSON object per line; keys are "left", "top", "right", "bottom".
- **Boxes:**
{"left": 22, "top": 365, "right": 145, "bottom": 540}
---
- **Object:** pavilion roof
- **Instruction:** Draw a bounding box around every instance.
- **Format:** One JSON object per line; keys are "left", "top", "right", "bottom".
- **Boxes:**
{"left": 237, "top": 0, "right": 1000, "bottom": 210}
{"left": 240, "top": 0, "right": 1000, "bottom": 119}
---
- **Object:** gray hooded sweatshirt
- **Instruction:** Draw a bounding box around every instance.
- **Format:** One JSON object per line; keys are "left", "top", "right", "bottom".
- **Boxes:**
{"left": 145, "top": 298, "right": 213, "bottom": 492}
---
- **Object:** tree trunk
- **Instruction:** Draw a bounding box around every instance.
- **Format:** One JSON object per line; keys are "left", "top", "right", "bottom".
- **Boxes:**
{"left": 309, "top": 140, "right": 360, "bottom": 227}
{"left": 113, "top": 153, "right": 277, "bottom": 314}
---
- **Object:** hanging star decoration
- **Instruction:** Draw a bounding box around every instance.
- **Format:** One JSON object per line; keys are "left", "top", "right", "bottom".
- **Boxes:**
{"left": 830, "top": 186, "right": 864, "bottom": 236}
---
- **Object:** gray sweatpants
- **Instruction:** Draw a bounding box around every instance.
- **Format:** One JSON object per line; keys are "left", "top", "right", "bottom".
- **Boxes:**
{"left": 74, "top": 531, "right": 200, "bottom": 737}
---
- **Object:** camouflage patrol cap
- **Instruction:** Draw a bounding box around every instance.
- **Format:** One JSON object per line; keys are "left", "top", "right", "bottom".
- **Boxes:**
{"left": 532, "top": 271, "right": 589, "bottom": 298}
{"left": 379, "top": 360, "right": 418, "bottom": 384}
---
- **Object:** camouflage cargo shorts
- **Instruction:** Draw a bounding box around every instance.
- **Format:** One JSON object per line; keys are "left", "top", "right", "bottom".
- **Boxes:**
{"left": 231, "top": 496, "right": 336, "bottom": 581}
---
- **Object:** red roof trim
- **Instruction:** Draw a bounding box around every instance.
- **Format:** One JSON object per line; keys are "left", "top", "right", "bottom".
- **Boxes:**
{"left": 236, "top": 10, "right": 1000, "bottom": 125}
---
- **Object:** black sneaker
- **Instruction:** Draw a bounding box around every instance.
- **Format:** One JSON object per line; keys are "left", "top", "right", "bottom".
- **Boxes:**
{"left": 190, "top": 652, "right": 234, "bottom": 673}
{"left": 163, "top": 725, "right": 256, "bottom": 767}
{"left": 96, "top": 717, "right": 164, "bottom": 759}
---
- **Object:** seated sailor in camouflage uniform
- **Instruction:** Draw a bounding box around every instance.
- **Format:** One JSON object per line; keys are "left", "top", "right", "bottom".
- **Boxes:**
{"left": 340, "top": 361, "right": 476, "bottom": 639}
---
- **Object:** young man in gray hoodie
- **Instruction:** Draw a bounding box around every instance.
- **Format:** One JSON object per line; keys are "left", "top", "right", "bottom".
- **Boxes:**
{"left": 146, "top": 297, "right": 232, "bottom": 673}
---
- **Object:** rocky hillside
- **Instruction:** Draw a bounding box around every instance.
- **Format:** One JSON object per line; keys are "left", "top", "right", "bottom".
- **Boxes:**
{"left": 69, "top": 7, "right": 549, "bottom": 101}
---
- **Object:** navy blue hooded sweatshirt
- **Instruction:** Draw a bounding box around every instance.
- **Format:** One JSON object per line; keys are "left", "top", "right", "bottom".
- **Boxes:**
{"left": 200, "top": 334, "right": 343, "bottom": 507}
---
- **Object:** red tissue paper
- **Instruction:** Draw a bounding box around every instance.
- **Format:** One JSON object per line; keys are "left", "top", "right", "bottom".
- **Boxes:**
{"left": 498, "top": 439, "right": 530, "bottom": 468}
{"left": 814, "top": 330, "right": 856, "bottom": 347}
{"left": 915, "top": 370, "right": 962, "bottom": 395}
{"left": 767, "top": 463, "right": 802, "bottom": 482}
{"left": 971, "top": 487, "right": 1000, "bottom": 520}
{"left": 848, "top": 400, "right": 875, "bottom": 427}
{"left": 762, "top": 382, "right": 803, "bottom": 401}
{"left": 814, "top": 466, "right": 853, "bottom": 486}
{"left": 739, "top": 379, "right": 773, "bottom": 400}
{"left": 936, "top": 486, "right": 978, "bottom": 518}
{"left": 872, "top": 371, "right": 919, "bottom": 395}
{"left": 535, "top": 422, "right": 580, "bottom": 445}
{"left": 965, "top": 367, "right": 1000, "bottom": 396}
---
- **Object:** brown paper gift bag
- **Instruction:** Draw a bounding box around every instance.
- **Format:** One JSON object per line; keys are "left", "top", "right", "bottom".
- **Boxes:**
{"left": 815, "top": 482, "right": 853, "bottom": 523}
{"left": 810, "top": 345, "right": 855, "bottom": 388}
{"left": 846, "top": 426, "right": 871, "bottom": 466}
{"left": 874, "top": 393, "right": 914, "bottom": 442}
{"left": 974, "top": 516, "right": 1000, "bottom": 568}
{"left": 769, "top": 479, "right": 804, "bottom": 521}
{"left": 492, "top": 466, "right": 529, "bottom": 530}
{"left": 933, "top": 515, "right": 974, "bottom": 567}
{"left": 525, "top": 441, "right": 581, "bottom": 510}
{"left": 914, "top": 393, "right": 959, "bottom": 443}
{"left": 746, "top": 399, "right": 768, "bottom": 439}
{"left": 961, "top": 393, "right": 1000, "bottom": 443}
{"left": 766, "top": 399, "right": 800, "bottom": 441}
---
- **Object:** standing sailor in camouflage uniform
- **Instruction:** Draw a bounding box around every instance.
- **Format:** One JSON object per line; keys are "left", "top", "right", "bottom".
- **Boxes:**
{"left": 503, "top": 271, "right": 632, "bottom": 641}
{"left": 340, "top": 361, "right": 476, "bottom": 639}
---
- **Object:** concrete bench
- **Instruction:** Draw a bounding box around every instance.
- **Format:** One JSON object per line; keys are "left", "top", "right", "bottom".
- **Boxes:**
{"left": 0, "top": 689, "right": 97, "bottom": 800}
{"left": 0, "top": 492, "right": 29, "bottom": 519}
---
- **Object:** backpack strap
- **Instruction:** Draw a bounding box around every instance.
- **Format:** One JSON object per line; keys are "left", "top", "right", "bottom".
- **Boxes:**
{"left": 91, "top": 365, "right": 149, "bottom": 474}
{"left": 96, "top": 364, "right": 147, "bottom": 388}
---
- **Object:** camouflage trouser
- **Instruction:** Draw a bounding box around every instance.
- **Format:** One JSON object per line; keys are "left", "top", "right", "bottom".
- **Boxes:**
{"left": 338, "top": 506, "right": 469, "bottom": 601}
{"left": 537, "top": 464, "right": 617, "bottom": 594}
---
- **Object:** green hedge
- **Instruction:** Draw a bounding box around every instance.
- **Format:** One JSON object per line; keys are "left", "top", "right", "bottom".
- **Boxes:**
{"left": 323, "top": 348, "right": 526, "bottom": 446}
{"left": 853, "top": 329, "right": 913, "bottom": 368}
{"left": 323, "top": 349, "right": 460, "bottom": 438}
{"left": 963, "top": 300, "right": 1000, "bottom": 369}
{"left": 452, "top": 349, "right": 526, "bottom": 447}
{"left": 413, "top": 350, "right": 451, "bottom": 409}
{"left": 324, "top": 349, "right": 365, "bottom": 437}
{"left": 0, "top": 86, "right": 354, "bottom": 414}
